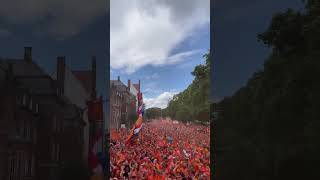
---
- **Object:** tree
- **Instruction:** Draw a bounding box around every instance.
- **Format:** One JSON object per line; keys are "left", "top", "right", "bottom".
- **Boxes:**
{"left": 215, "top": 1, "right": 320, "bottom": 179}
{"left": 164, "top": 51, "right": 211, "bottom": 123}
{"left": 145, "top": 107, "right": 162, "bottom": 120}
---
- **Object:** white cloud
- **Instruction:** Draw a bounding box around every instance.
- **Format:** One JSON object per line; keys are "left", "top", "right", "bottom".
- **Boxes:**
{"left": 0, "top": 0, "right": 106, "bottom": 38}
{"left": 111, "top": 0, "right": 209, "bottom": 73}
{"left": 144, "top": 81, "right": 158, "bottom": 89}
{"left": 144, "top": 87, "right": 163, "bottom": 95}
{"left": 166, "top": 49, "right": 204, "bottom": 65}
{"left": 142, "top": 81, "right": 161, "bottom": 95}
{"left": 144, "top": 91, "right": 179, "bottom": 109}
{"left": 145, "top": 73, "right": 160, "bottom": 80}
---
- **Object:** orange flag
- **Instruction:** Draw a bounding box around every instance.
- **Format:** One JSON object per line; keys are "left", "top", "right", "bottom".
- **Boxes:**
{"left": 126, "top": 115, "right": 143, "bottom": 144}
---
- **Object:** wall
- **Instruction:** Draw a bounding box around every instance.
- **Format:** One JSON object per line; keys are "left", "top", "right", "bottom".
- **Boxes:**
{"left": 53, "top": 67, "right": 90, "bottom": 161}
{"left": 129, "top": 84, "right": 139, "bottom": 111}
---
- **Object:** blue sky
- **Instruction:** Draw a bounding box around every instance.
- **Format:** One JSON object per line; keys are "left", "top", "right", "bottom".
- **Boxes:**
{"left": 110, "top": 25, "right": 209, "bottom": 103}
{"left": 110, "top": 0, "right": 210, "bottom": 109}
{"left": 0, "top": 0, "right": 305, "bottom": 109}
{"left": 212, "top": 0, "right": 304, "bottom": 102}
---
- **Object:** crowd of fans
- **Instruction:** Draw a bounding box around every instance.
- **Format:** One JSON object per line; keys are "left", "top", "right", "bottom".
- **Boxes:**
{"left": 110, "top": 119, "right": 210, "bottom": 179}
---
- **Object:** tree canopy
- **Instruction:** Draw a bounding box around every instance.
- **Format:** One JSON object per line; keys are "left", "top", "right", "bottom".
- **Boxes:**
{"left": 215, "top": 1, "right": 320, "bottom": 179}
{"left": 161, "top": 51, "right": 211, "bottom": 123}
{"left": 145, "top": 107, "right": 162, "bottom": 120}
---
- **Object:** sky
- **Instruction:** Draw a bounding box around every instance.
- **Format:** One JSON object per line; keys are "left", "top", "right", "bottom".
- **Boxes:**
{"left": 212, "top": 0, "right": 305, "bottom": 102}
{"left": 110, "top": 0, "right": 210, "bottom": 109}
{"left": 0, "top": 0, "right": 109, "bottom": 109}
{"left": 0, "top": 0, "right": 305, "bottom": 109}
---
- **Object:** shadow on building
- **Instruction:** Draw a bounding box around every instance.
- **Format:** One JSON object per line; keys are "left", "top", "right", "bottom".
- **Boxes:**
{"left": 0, "top": 47, "right": 98, "bottom": 180}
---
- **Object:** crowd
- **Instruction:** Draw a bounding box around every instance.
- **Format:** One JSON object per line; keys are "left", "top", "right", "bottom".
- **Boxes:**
{"left": 110, "top": 119, "right": 210, "bottom": 180}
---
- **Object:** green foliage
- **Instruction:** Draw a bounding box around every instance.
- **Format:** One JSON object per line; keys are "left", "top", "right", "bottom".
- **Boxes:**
{"left": 216, "top": 1, "right": 320, "bottom": 179}
{"left": 163, "top": 52, "right": 211, "bottom": 122}
{"left": 145, "top": 107, "right": 162, "bottom": 120}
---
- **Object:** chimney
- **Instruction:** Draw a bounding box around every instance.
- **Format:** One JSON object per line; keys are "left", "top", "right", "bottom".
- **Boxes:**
{"left": 128, "top": 79, "right": 131, "bottom": 91}
{"left": 117, "top": 76, "right": 120, "bottom": 81}
{"left": 91, "top": 56, "right": 97, "bottom": 99}
{"left": 57, "top": 56, "right": 66, "bottom": 94}
{"left": 24, "top": 47, "right": 32, "bottom": 62}
{"left": 138, "top": 79, "right": 141, "bottom": 92}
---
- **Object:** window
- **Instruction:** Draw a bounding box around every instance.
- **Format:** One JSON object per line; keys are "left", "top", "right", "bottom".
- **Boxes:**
{"left": 29, "top": 97, "right": 33, "bottom": 110}
{"left": 26, "top": 120, "right": 30, "bottom": 140}
{"left": 53, "top": 116, "right": 57, "bottom": 132}
{"left": 29, "top": 122, "right": 33, "bottom": 141}
{"left": 33, "top": 127, "right": 36, "bottom": 144}
{"left": 16, "top": 119, "right": 24, "bottom": 136}
{"left": 56, "top": 144, "right": 60, "bottom": 161}
{"left": 22, "top": 94, "right": 27, "bottom": 106}
{"left": 51, "top": 143, "right": 55, "bottom": 161}
{"left": 56, "top": 119, "right": 59, "bottom": 133}
{"left": 24, "top": 156, "right": 29, "bottom": 176}
{"left": 58, "top": 118, "right": 61, "bottom": 132}
{"left": 8, "top": 154, "right": 15, "bottom": 180}
{"left": 61, "top": 121, "right": 64, "bottom": 132}
{"left": 16, "top": 94, "right": 21, "bottom": 105}
{"left": 16, "top": 151, "right": 22, "bottom": 180}
{"left": 31, "top": 154, "right": 35, "bottom": 176}
{"left": 20, "top": 120, "right": 25, "bottom": 138}
{"left": 35, "top": 104, "right": 39, "bottom": 113}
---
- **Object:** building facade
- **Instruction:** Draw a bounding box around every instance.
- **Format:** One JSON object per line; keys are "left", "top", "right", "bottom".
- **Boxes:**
{"left": 0, "top": 47, "right": 94, "bottom": 180}
{"left": 52, "top": 56, "right": 97, "bottom": 162}
{"left": 110, "top": 77, "right": 140, "bottom": 129}
{"left": 110, "top": 77, "right": 129, "bottom": 129}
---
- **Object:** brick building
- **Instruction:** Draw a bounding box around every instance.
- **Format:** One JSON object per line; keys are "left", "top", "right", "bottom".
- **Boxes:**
{"left": 127, "top": 79, "right": 140, "bottom": 112}
{"left": 52, "top": 56, "right": 97, "bottom": 162}
{"left": 0, "top": 47, "right": 93, "bottom": 180}
{"left": 110, "top": 77, "right": 140, "bottom": 129}
{"left": 110, "top": 81, "right": 122, "bottom": 129}
{"left": 0, "top": 62, "right": 40, "bottom": 180}
{"left": 127, "top": 79, "right": 140, "bottom": 127}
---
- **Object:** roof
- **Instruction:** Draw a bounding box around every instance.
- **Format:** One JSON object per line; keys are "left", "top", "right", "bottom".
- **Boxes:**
{"left": 0, "top": 57, "right": 83, "bottom": 117}
{"left": 110, "top": 80, "right": 128, "bottom": 92}
{"left": 72, "top": 70, "right": 93, "bottom": 93}
{"left": 133, "top": 84, "right": 139, "bottom": 92}
{"left": 0, "top": 58, "right": 56, "bottom": 95}
{"left": 0, "top": 58, "right": 47, "bottom": 77}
